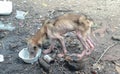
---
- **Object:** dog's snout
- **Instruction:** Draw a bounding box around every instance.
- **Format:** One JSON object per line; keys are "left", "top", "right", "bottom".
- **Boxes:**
{"left": 30, "top": 50, "right": 34, "bottom": 54}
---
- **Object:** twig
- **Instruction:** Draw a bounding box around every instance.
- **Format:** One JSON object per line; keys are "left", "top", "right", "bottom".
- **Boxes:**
{"left": 95, "top": 42, "right": 118, "bottom": 64}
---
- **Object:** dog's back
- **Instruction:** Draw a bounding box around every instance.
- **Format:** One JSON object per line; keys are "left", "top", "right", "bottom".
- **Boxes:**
{"left": 47, "top": 13, "right": 93, "bottom": 35}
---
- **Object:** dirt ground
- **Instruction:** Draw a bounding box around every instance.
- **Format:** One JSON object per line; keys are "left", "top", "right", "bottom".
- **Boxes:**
{"left": 0, "top": 0, "right": 120, "bottom": 74}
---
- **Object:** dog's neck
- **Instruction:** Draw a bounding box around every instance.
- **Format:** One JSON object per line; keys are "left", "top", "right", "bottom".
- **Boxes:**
{"left": 30, "top": 25, "right": 47, "bottom": 46}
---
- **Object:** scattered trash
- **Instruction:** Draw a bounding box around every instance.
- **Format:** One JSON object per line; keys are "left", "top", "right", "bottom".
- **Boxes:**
{"left": 43, "top": 55, "right": 54, "bottom": 63}
{"left": 0, "top": 0, "right": 12, "bottom": 15}
{"left": 0, "top": 21, "right": 15, "bottom": 31}
{"left": 0, "top": 54, "right": 4, "bottom": 62}
{"left": 112, "top": 35, "right": 120, "bottom": 41}
{"left": 18, "top": 48, "right": 41, "bottom": 64}
{"left": 15, "top": 10, "right": 28, "bottom": 20}
{"left": 39, "top": 58, "right": 50, "bottom": 72}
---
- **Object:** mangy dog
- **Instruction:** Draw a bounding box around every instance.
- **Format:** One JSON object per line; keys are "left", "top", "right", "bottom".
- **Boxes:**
{"left": 27, "top": 13, "right": 95, "bottom": 60}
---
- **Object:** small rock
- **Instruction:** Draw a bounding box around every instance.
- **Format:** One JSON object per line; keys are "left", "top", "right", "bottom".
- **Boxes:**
{"left": 0, "top": 54, "right": 4, "bottom": 62}
{"left": 64, "top": 58, "right": 85, "bottom": 71}
{"left": 112, "top": 35, "right": 120, "bottom": 41}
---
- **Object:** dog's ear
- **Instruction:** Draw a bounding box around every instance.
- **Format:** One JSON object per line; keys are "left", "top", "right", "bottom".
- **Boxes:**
{"left": 40, "top": 17, "right": 50, "bottom": 24}
{"left": 79, "top": 15, "right": 86, "bottom": 22}
{"left": 40, "top": 18, "right": 46, "bottom": 24}
{"left": 41, "top": 19, "right": 51, "bottom": 26}
{"left": 44, "top": 19, "right": 51, "bottom": 24}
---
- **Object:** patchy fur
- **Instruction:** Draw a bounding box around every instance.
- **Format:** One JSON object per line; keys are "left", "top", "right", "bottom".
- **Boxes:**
{"left": 28, "top": 13, "right": 95, "bottom": 59}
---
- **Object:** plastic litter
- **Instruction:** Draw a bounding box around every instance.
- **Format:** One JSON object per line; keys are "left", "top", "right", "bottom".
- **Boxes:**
{"left": 0, "top": 0, "right": 12, "bottom": 15}
{"left": 15, "top": 10, "right": 28, "bottom": 20}
{"left": 0, "top": 21, "right": 15, "bottom": 31}
{"left": 43, "top": 55, "right": 54, "bottom": 63}
{"left": 0, "top": 54, "right": 4, "bottom": 62}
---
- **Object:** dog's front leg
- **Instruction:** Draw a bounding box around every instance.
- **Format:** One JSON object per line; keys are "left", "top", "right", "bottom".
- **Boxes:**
{"left": 57, "top": 36, "right": 67, "bottom": 57}
{"left": 85, "top": 36, "right": 95, "bottom": 55}
{"left": 75, "top": 31, "right": 91, "bottom": 59}
{"left": 43, "top": 39, "right": 55, "bottom": 54}
{"left": 76, "top": 31, "right": 95, "bottom": 56}
{"left": 86, "top": 36, "right": 95, "bottom": 49}
{"left": 76, "top": 31, "right": 89, "bottom": 50}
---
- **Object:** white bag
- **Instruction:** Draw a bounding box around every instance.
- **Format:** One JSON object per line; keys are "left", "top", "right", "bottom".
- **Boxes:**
{"left": 0, "top": 0, "right": 12, "bottom": 15}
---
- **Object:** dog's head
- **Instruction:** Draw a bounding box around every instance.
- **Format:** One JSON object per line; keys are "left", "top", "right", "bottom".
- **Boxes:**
{"left": 27, "top": 38, "right": 40, "bottom": 58}
{"left": 79, "top": 15, "right": 93, "bottom": 31}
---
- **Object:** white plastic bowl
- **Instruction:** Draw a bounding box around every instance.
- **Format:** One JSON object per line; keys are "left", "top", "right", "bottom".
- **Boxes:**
{"left": 0, "top": 1, "right": 12, "bottom": 15}
{"left": 18, "top": 48, "right": 41, "bottom": 64}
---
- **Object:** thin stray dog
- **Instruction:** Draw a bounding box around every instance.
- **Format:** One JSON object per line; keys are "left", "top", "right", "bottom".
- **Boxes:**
{"left": 27, "top": 13, "right": 95, "bottom": 60}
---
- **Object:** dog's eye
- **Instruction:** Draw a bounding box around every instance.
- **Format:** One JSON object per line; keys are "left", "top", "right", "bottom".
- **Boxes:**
{"left": 33, "top": 46, "right": 37, "bottom": 50}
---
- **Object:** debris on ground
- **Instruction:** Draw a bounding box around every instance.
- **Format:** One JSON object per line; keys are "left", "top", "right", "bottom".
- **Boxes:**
{"left": 39, "top": 58, "right": 50, "bottom": 72}
{"left": 0, "top": 21, "right": 15, "bottom": 31}
{"left": 15, "top": 10, "right": 28, "bottom": 20}
{"left": 112, "top": 35, "right": 120, "bottom": 41}
{"left": 0, "top": 0, "right": 12, "bottom": 15}
{"left": 43, "top": 55, "right": 54, "bottom": 63}
{"left": 0, "top": 54, "right": 4, "bottom": 62}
